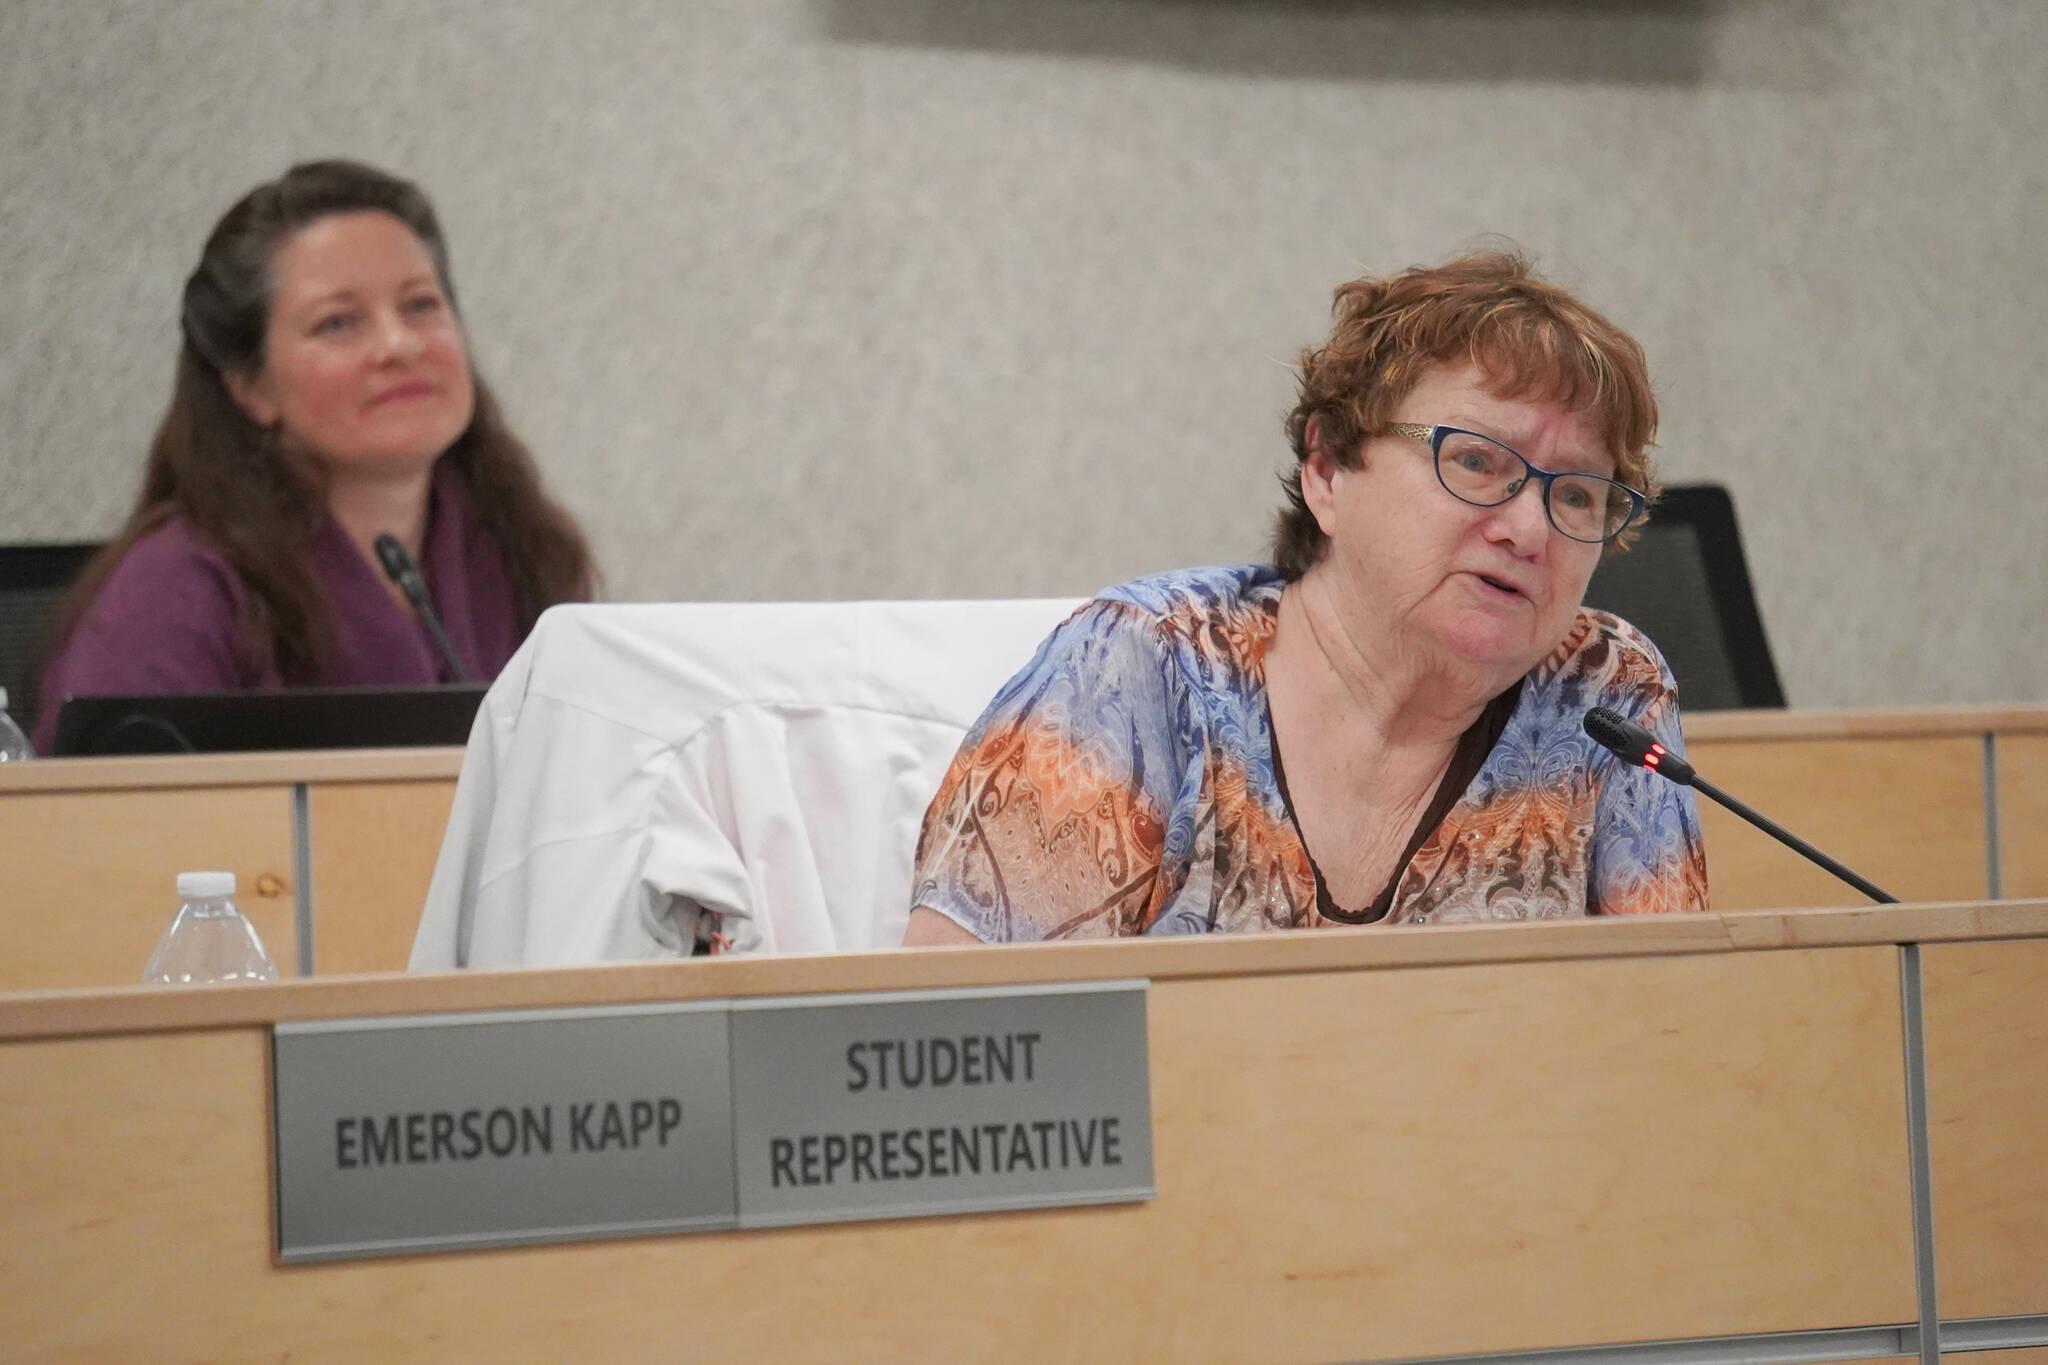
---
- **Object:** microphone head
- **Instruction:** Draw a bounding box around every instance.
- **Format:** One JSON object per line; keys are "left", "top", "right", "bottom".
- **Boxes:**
{"left": 1584, "top": 706, "right": 1653, "bottom": 763}
{"left": 1584, "top": 706, "right": 1694, "bottom": 785}
{"left": 372, "top": 534, "right": 416, "bottom": 588}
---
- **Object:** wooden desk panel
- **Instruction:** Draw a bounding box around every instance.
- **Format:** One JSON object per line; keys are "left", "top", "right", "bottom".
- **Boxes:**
{"left": 0, "top": 786, "right": 297, "bottom": 989}
{"left": 1686, "top": 736, "right": 1986, "bottom": 909}
{"left": 0, "top": 941, "right": 1915, "bottom": 1363}
{"left": 1, "top": 716, "right": 2037, "bottom": 988}
{"left": 0, "top": 1029, "right": 278, "bottom": 1357}
{"left": 1998, "top": 734, "right": 2048, "bottom": 898}
{"left": 307, "top": 779, "right": 456, "bottom": 974}
{"left": 1922, "top": 937, "right": 2048, "bottom": 1321}
{"left": 1140, "top": 947, "right": 1914, "bottom": 1361}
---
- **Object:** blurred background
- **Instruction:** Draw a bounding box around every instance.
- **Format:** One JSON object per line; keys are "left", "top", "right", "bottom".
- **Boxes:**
{"left": 2, "top": 0, "right": 2041, "bottom": 707}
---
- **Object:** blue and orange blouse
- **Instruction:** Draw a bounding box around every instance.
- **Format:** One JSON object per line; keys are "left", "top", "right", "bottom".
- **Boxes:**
{"left": 911, "top": 564, "right": 1708, "bottom": 939}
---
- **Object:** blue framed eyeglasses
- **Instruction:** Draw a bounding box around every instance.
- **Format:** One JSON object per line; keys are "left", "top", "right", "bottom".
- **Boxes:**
{"left": 1386, "top": 423, "right": 1646, "bottom": 545}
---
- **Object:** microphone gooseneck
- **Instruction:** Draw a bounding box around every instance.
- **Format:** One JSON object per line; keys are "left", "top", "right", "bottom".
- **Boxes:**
{"left": 1582, "top": 706, "right": 1899, "bottom": 905}
{"left": 371, "top": 533, "right": 474, "bottom": 684}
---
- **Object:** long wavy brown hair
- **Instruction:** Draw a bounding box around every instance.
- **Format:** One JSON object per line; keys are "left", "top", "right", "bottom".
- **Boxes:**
{"left": 57, "top": 159, "right": 595, "bottom": 681}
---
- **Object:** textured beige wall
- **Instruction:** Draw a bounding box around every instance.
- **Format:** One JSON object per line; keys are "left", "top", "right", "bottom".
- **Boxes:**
{"left": 1, "top": 0, "right": 2042, "bottom": 708}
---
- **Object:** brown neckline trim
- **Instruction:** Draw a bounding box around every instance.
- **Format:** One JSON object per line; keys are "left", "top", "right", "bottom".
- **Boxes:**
{"left": 1268, "top": 680, "right": 1522, "bottom": 925}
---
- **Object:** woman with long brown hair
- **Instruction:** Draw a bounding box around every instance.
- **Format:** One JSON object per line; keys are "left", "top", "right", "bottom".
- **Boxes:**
{"left": 34, "top": 160, "right": 593, "bottom": 750}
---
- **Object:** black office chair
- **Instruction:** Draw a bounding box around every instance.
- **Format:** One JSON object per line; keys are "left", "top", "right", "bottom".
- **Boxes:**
{"left": 1583, "top": 484, "right": 1785, "bottom": 710}
{"left": 0, "top": 542, "right": 101, "bottom": 738}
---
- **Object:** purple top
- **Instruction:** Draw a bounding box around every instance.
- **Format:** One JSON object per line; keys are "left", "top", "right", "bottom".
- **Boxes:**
{"left": 33, "top": 463, "right": 528, "bottom": 750}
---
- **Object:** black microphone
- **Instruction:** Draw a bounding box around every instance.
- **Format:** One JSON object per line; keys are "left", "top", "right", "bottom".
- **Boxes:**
{"left": 1583, "top": 706, "right": 1899, "bottom": 905}
{"left": 372, "top": 534, "right": 474, "bottom": 684}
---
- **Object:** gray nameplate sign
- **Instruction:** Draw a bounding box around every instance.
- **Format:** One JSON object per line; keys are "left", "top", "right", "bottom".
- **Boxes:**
{"left": 729, "top": 980, "right": 1153, "bottom": 1227}
{"left": 273, "top": 1002, "right": 735, "bottom": 1262}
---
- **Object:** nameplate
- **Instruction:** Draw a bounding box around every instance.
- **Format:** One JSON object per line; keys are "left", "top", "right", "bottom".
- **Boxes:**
{"left": 272, "top": 982, "right": 1153, "bottom": 1261}
{"left": 729, "top": 980, "right": 1154, "bottom": 1226}
{"left": 272, "top": 1002, "right": 735, "bottom": 1262}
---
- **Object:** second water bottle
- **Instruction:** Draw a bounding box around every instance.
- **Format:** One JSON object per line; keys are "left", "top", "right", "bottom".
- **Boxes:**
{"left": 141, "top": 871, "right": 280, "bottom": 986}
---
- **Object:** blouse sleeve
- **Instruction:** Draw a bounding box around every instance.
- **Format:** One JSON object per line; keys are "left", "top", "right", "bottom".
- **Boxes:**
{"left": 910, "top": 599, "right": 1194, "bottom": 942}
{"left": 32, "top": 528, "right": 255, "bottom": 750}
{"left": 1587, "top": 637, "right": 1711, "bottom": 916}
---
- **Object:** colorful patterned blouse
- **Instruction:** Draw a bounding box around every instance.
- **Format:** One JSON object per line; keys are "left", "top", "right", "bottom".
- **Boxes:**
{"left": 911, "top": 564, "right": 1708, "bottom": 939}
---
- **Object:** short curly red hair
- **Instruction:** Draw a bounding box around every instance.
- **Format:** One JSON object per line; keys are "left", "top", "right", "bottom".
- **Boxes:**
{"left": 1273, "top": 249, "right": 1660, "bottom": 579}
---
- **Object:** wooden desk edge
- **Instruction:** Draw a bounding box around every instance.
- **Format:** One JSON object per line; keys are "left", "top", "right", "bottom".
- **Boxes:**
{"left": 0, "top": 746, "right": 466, "bottom": 792}
{"left": 6, "top": 900, "right": 2043, "bottom": 1041}
{"left": 1683, "top": 705, "right": 2048, "bottom": 742}
{"left": 1, "top": 708, "right": 2041, "bottom": 794}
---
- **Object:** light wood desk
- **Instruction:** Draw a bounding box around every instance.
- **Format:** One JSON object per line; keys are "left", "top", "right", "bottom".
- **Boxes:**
{"left": 0, "top": 748, "right": 460, "bottom": 988}
{"left": 1683, "top": 707, "right": 2046, "bottom": 909}
{"left": 0, "top": 706, "right": 2042, "bottom": 989}
{"left": 3, "top": 901, "right": 2044, "bottom": 1363}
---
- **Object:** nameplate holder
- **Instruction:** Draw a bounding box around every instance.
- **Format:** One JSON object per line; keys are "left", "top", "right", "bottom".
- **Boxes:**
{"left": 271, "top": 981, "right": 1153, "bottom": 1261}
{"left": 272, "top": 1001, "right": 736, "bottom": 1263}
{"left": 729, "top": 979, "right": 1154, "bottom": 1227}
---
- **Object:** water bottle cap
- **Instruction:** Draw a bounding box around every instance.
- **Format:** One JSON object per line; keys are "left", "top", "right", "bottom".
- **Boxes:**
{"left": 176, "top": 871, "right": 237, "bottom": 899}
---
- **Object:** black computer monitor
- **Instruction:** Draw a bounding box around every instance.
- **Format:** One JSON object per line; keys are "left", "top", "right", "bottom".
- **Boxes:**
{"left": 50, "top": 684, "right": 490, "bottom": 756}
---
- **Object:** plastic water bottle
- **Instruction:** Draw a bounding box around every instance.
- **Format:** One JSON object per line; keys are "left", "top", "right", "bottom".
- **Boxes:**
{"left": 141, "top": 872, "right": 281, "bottom": 986}
{"left": 0, "top": 687, "right": 33, "bottom": 761}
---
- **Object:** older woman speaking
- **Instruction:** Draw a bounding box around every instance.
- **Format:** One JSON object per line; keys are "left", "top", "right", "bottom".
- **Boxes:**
{"left": 905, "top": 251, "right": 1707, "bottom": 943}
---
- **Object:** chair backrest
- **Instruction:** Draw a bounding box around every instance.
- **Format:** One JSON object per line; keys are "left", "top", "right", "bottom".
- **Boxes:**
{"left": 1582, "top": 484, "right": 1784, "bottom": 710}
{"left": 410, "top": 596, "right": 1084, "bottom": 969}
{"left": 0, "top": 542, "right": 100, "bottom": 736}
